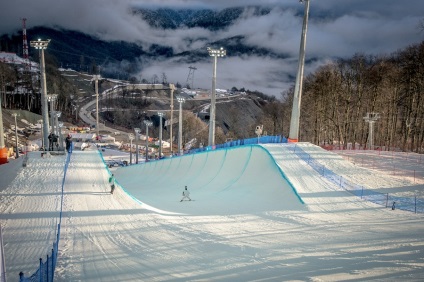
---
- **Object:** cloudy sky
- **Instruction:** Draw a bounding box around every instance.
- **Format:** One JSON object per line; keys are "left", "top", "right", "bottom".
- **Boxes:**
{"left": 2, "top": 0, "right": 424, "bottom": 97}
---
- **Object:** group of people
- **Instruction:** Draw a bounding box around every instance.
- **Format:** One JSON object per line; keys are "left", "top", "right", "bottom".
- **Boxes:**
{"left": 47, "top": 133, "right": 58, "bottom": 151}
{"left": 46, "top": 132, "right": 73, "bottom": 153}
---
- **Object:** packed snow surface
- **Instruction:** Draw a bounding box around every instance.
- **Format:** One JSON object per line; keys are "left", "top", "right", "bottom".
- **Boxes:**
{"left": 1, "top": 143, "right": 424, "bottom": 281}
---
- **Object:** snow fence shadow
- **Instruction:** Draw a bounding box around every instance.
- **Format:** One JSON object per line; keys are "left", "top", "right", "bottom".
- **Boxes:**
{"left": 293, "top": 145, "right": 424, "bottom": 213}
{"left": 18, "top": 153, "right": 69, "bottom": 281}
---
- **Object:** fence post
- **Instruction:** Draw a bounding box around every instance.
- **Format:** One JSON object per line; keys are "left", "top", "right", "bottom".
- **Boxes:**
{"left": 39, "top": 258, "right": 42, "bottom": 282}
{"left": 46, "top": 254, "right": 49, "bottom": 282}
{"left": 52, "top": 245, "right": 55, "bottom": 269}
{"left": 52, "top": 247, "right": 55, "bottom": 279}
{"left": 386, "top": 193, "right": 389, "bottom": 208}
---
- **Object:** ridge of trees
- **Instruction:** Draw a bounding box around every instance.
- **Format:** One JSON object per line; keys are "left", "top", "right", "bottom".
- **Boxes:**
{"left": 284, "top": 41, "right": 424, "bottom": 152}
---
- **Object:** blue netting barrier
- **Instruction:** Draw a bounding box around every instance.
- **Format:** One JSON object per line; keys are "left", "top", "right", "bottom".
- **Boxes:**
{"left": 293, "top": 145, "right": 424, "bottom": 213}
{"left": 19, "top": 153, "right": 70, "bottom": 281}
{"left": 187, "top": 135, "right": 287, "bottom": 155}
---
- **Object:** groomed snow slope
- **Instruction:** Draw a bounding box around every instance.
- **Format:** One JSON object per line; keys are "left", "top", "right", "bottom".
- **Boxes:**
{"left": 115, "top": 145, "right": 305, "bottom": 216}
{"left": 1, "top": 143, "right": 424, "bottom": 281}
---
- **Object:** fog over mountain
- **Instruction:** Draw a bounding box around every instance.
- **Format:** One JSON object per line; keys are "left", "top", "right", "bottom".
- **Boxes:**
{"left": 2, "top": 0, "right": 423, "bottom": 97}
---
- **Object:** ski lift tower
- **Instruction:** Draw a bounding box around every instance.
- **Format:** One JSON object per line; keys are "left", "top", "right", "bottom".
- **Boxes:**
{"left": 363, "top": 112, "right": 380, "bottom": 150}
{"left": 186, "top": 66, "right": 197, "bottom": 89}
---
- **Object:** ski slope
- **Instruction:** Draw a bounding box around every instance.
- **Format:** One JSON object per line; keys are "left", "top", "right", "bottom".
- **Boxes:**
{"left": 1, "top": 143, "right": 424, "bottom": 281}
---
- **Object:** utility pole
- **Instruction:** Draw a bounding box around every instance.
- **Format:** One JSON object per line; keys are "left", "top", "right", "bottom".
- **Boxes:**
{"left": 207, "top": 47, "right": 226, "bottom": 147}
{"left": 288, "top": 0, "right": 310, "bottom": 142}
{"left": 30, "top": 39, "right": 51, "bottom": 151}
{"left": 363, "top": 112, "right": 380, "bottom": 150}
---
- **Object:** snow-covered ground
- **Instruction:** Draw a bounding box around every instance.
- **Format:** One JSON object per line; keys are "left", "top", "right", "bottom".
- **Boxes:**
{"left": 1, "top": 143, "right": 424, "bottom": 281}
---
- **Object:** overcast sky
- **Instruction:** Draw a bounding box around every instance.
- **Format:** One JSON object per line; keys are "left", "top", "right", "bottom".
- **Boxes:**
{"left": 2, "top": 0, "right": 424, "bottom": 97}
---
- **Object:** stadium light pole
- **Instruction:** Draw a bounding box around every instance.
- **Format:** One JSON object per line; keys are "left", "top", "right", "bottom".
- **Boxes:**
{"left": 30, "top": 38, "right": 51, "bottom": 151}
{"left": 128, "top": 133, "right": 134, "bottom": 165}
{"left": 144, "top": 120, "right": 153, "bottom": 162}
{"left": 169, "top": 83, "right": 175, "bottom": 155}
{"left": 158, "top": 112, "right": 164, "bottom": 158}
{"left": 11, "top": 113, "right": 19, "bottom": 158}
{"left": 134, "top": 128, "right": 140, "bottom": 164}
{"left": 288, "top": 0, "right": 310, "bottom": 142}
{"left": 177, "top": 96, "right": 185, "bottom": 155}
{"left": 207, "top": 47, "right": 226, "bottom": 147}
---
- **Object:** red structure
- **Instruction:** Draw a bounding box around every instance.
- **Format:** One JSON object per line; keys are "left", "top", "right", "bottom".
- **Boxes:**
{"left": 22, "top": 18, "right": 30, "bottom": 70}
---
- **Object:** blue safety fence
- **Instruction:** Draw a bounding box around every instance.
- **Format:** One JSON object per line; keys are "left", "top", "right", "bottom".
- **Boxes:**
{"left": 188, "top": 135, "right": 287, "bottom": 155}
{"left": 292, "top": 145, "right": 424, "bottom": 213}
{"left": 19, "top": 153, "right": 70, "bottom": 281}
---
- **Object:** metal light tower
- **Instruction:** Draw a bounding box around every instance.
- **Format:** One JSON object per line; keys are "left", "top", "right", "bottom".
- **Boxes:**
{"left": 144, "top": 120, "right": 153, "bottom": 162}
{"left": 288, "top": 0, "right": 310, "bottom": 142}
{"left": 134, "top": 128, "right": 140, "bottom": 164}
{"left": 30, "top": 38, "right": 51, "bottom": 150}
{"left": 93, "top": 75, "right": 101, "bottom": 136}
{"left": 158, "top": 112, "right": 164, "bottom": 158}
{"left": 177, "top": 96, "right": 185, "bottom": 155}
{"left": 364, "top": 112, "right": 380, "bottom": 150}
{"left": 169, "top": 83, "right": 175, "bottom": 155}
{"left": 207, "top": 47, "right": 226, "bottom": 147}
{"left": 12, "top": 113, "right": 19, "bottom": 158}
{"left": 128, "top": 133, "right": 134, "bottom": 165}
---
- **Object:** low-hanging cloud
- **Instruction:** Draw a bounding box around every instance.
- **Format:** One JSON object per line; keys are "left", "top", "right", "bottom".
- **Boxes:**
{"left": 1, "top": 0, "right": 423, "bottom": 96}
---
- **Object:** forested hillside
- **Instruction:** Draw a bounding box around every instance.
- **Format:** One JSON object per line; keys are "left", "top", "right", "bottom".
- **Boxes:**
{"left": 295, "top": 41, "right": 424, "bottom": 152}
{"left": 1, "top": 35, "right": 423, "bottom": 152}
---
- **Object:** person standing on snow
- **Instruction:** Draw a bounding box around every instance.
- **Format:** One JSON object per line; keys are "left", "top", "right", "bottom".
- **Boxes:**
{"left": 180, "top": 186, "right": 191, "bottom": 202}
{"left": 65, "top": 134, "right": 73, "bottom": 153}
